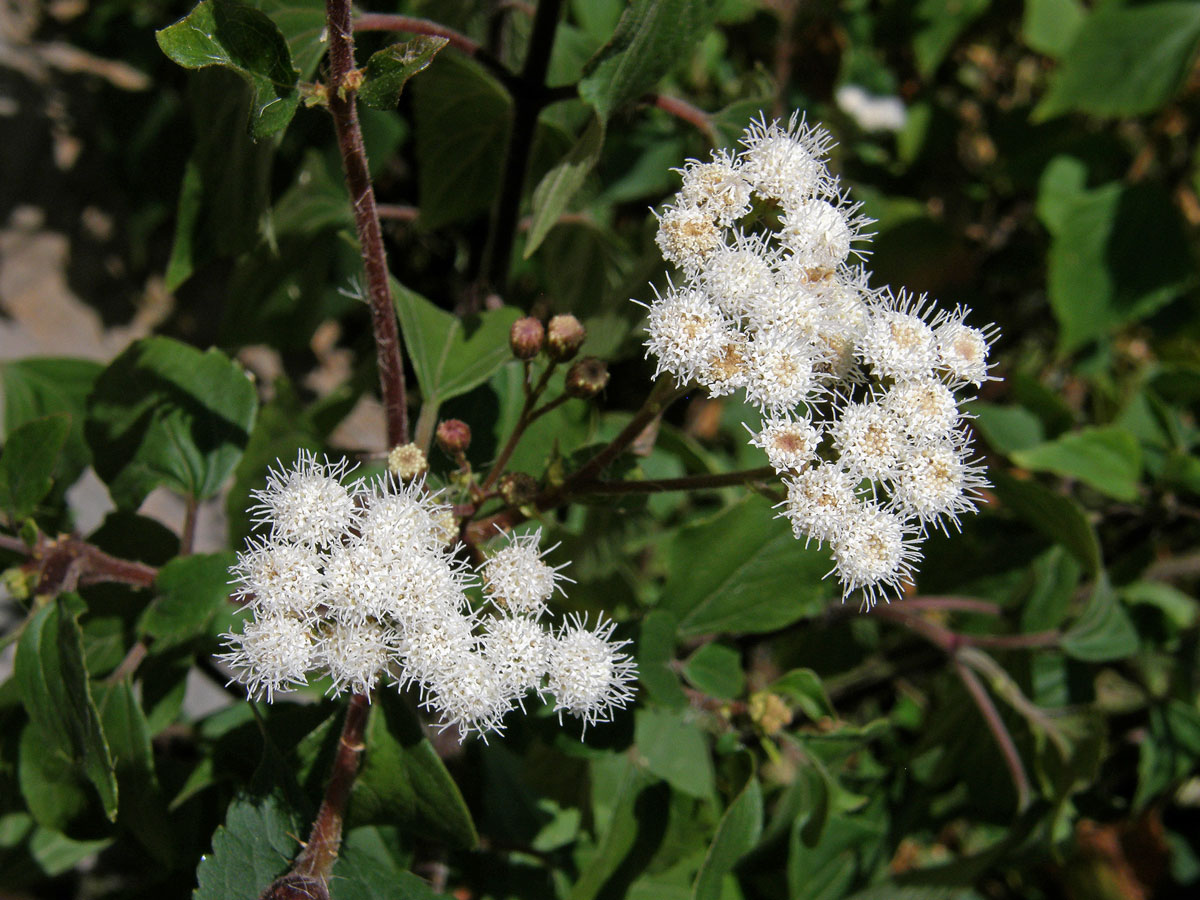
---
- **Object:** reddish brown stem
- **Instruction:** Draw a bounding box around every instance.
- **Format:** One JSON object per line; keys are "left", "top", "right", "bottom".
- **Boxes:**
{"left": 327, "top": 0, "right": 409, "bottom": 446}
{"left": 481, "top": 363, "right": 558, "bottom": 492}
{"left": 649, "top": 93, "right": 717, "bottom": 145}
{"left": 376, "top": 203, "right": 420, "bottom": 222}
{"left": 584, "top": 466, "right": 776, "bottom": 496}
{"left": 180, "top": 496, "right": 198, "bottom": 556}
{"left": 353, "top": 13, "right": 481, "bottom": 55}
{"left": 297, "top": 693, "right": 370, "bottom": 877}
{"left": 954, "top": 655, "right": 1032, "bottom": 811}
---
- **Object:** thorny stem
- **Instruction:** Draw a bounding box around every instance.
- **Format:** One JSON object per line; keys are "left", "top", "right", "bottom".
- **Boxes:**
{"left": 326, "top": 0, "right": 409, "bottom": 446}
{"left": 478, "top": 0, "right": 566, "bottom": 301}
{"left": 264, "top": 692, "right": 371, "bottom": 899}
{"left": 954, "top": 655, "right": 1032, "bottom": 811}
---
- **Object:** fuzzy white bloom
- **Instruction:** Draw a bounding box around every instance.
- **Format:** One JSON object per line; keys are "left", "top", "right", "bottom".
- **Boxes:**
{"left": 655, "top": 203, "right": 723, "bottom": 273}
{"left": 546, "top": 615, "right": 637, "bottom": 732}
{"left": 249, "top": 451, "right": 358, "bottom": 548}
{"left": 224, "top": 457, "right": 634, "bottom": 740}
{"left": 835, "top": 84, "right": 907, "bottom": 132}
{"left": 320, "top": 619, "right": 394, "bottom": 696}
{"left": 481, "top": 528, "right": 571, "bottom": 618}
{"left": 749, "top": 416, "right": 822, "bottom": 474}
{"left": 219, "top": 613, "right": 314, "bottom": 701}
{"left": 635, "top": 113, "right": 998, "bottom": 606}
{"left": 830, "top": 503, "right": 922, "bottom": 609}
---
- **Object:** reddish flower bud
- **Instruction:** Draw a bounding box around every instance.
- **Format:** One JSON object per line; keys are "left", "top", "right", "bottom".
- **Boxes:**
{"left": 545, "top": 314, "right": 586, "bottom": 362}
{"left": 498, "top": 472, "right": 538, "bottom": 506}
{"left": 510, "top": 317, "right": 545, "bottom": 360}
{"left": 435, "top": 419, "right": 472, "bottom": 457}
{"left": 565, "top": 357, "right": 609, "bottom": 399}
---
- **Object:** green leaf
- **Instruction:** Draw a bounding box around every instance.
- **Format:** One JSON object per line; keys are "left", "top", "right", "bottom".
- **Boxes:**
{"left": 0, "top": 414, "right": 70, "bottom": 522}
{"left": 330, "top": 826, "right": 448, "bottom": 900}
{"left": 692, "top": 776, "right": 762, "bottom": 900}
{"left": 1, "top": 357, "right": 103, "bottom": 493}
{"left": 413, "top": 53, "right": 512, "bottom": 229}
{"left": 94, "top": 680, "right": 175, "bottom": 866}
{"left": 193, "top": 791, "right": 302, "bottom": 900}
{"left": 1035, "top": 3, "right": 1200, "bottom": 120}
{"left": 347, "top": 692, "right": 478, "bottom": 849}
{"left": 1120, "top": 580, "right": 1199, "bottom": 630}
{"left": 1062, "top": 580, "right": 1138, "bottom": 662}
{"left": 787, "top": 806, "right": 886, "bottom": 900}
{"left": 658, "top": 496, "right": 835, "bottom": 637}
{"left": 17, "top": 722, "right": 96, "bottom": 832}
{"left": 991, "top": 471, "right": 1101, "bottom": 576}
{"left": 682, "top": 643, "right": 744, "bottom": 700}
{"left": 638, "top": 610, "right": 688, "bottom": 708}
{"left": 85, "top": 337, "right": 258, "bottom": 509}
{"left": 1022, "top": 0, "right": 1085, "bottom": 58}
{"left": 571, "top": 753, "right": 660, "bottom": 900}
{"left": 1038, "top": 175, "right": 1195, "bottom": 352}
{"left": 912, "top": 0, "right": 988, "bottom": 77}
{"left": 1011, "top": 426, "right": 1143, "bottom": 502}
{"left": 525, "top": 113, "right": 605, "bottom": 257}
{"left": 1020, "top": 546, "right": 1082, "bottom": 633}
{"left": 965, "top": 402, "right": 1045, "bottom": 455}
{"left": 579, "top": 0, "right": 722, "bottom": 120}
{"left": 360, "top": 36, "right": 449, "bottom": 109}
{"left": 139, "top": 552, "right": 237, "bottom": 650}
{"left": 634, "top": 707, "right": 715, "bottom": 799}
{"left": 14, "top": 598, "right": 118, "bottom": 822}
{"left": 156, "top": 0, "right": 300, "bottom": 138}
{"left": 252, "top": 0, "right": 327, "bottom": 79}
{"left": 393, "top": 281, "right": 521, "bottom": 414}
{"left": 771, "top": 669, "right": 835, "bottom": 722}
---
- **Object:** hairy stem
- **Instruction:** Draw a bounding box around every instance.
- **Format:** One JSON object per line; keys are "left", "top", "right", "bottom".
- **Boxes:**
{"left": 326, "top": 0, "right": 409, "bottom": 446}
{"left": 650, "top": 93, "right": 716, "bottom": 145}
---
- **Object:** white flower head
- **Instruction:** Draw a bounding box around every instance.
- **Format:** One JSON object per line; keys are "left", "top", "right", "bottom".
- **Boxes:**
{"left": 779, "top": 196, "right": 872, "bottom": 269}
{"left": 231, "top": 536, "right": 324, "bottom": 622}
{"left": 889, "top": 436, "right": 989, "bottom": 534}
{"left": 781, "top": 463, "right": 859, "bottom": 546}
{"left": 749, "top": 416, "right": 822, "bottom": 474}
{"left": 219, "top": 613, "right": 314, "bottom": 701}
{"left": 359, "top": 474, "right": 447, "bottom": 555}
{"left": 249, "top": 450, "right": 358, "bottom": 548}
{"left": 320, "top": 619, "right": 396, "bottom": 697}
{"left": 422, "top": 652, "right": 515, "bottom": 742}
{"left": 677, "top": 149, "right": 753, "bottom": 225}
{"left": 933, "top": 305, "right": 998, "bottom": 387}
{"left": 695, "top": 327, "right": 752, "bottom": 397}
{"left": 699, "top": 237, "right": 778, "bottom": 319}
{"left": 881, "top": 378, "right": 961, "bottom": 445}
{"left": 739, "top": 112, "right": 835, "bottom": 207}
{"left": 858, "top": 289, "right": 940, "bottom": 382}
{"left": 481, "top": 528, "right": 572, "bottom": 618}
{"left": 483, "top": 615, "right": 550, "bottom": 700}
{"left": 829, "top": 503, "right": 922, "bottom": 609}
{"left": 830, "top": 397, "right": 904, "bottom": 481}
{"left": 642, "top": 284, "right": 729, "bottom": 384}
{"left": 745, "top": 331, "right": 826, "bottom": 414}
{"left": 546, "top": 614, "right": 637, "bottom": 733}
{"left": 655, "top": 202, "right": 723, "bottom": 273}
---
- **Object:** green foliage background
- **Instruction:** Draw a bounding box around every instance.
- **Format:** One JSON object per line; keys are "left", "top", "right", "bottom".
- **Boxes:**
{"left": 2, "top": 0, "right": 1199, "bottom": 898}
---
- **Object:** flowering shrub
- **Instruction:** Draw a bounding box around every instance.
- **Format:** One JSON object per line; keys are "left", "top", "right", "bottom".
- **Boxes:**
{"left": 1, "top": 2, "right": 1198, "bottom": 900}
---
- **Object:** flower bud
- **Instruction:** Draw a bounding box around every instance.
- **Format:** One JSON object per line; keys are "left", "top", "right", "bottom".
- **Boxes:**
{"left": 435, "top": 419, "right": 472, "bottom": 457}
{"left": 387, "top": 443, "right": 428, "bottom": 480}
{"left": 498, "top": 472, "right": 538, "bottom": 507}
{"left": 545, "top": 314, "right": 586, "bottom": 362}
{"left": 565, "top": 357, "right": 609, "bottom": 399}
{"left": 510, "top": 317, "right": 544, "bottom": 360}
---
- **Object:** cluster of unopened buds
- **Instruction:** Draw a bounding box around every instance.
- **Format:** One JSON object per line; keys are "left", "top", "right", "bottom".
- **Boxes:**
{"left": 641, "top": 114, "right": 997, "bottom": 607}
{"left": 220, "top": 452, "right": 636, "bottom": 739}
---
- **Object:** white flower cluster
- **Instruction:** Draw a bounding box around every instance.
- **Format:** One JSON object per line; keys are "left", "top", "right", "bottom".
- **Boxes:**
{"left": 640, "top": 114, "right": 996, "bottom": 607}
{"left": 220, "top": 452, "right": 636, "bottom": 739}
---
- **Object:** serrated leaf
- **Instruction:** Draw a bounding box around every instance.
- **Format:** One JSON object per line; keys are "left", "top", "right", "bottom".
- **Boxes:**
{"left": 692, "top": 776, "right": 762, "bottom": 900}
{"left": 139, "top": 552, "right": 237, "bottom": 650}
{"left": 634, "top": 707, "right": 715, "bottom": 799}
{"left": 156, "top": 0, "right": 300, "bottom": 138}
{"left": 991, "top": 471, "right": 1101, "bottom": 576}
{"left": 360, "top": 36, "right": 449, "bottom": 109}
{"left": 1011, "top": 426, "right": 1143, "bottom": 502}
{"left": 347, "top": 692, "right": 478, "bottom": 849}
{"left": 525, "top": 113, "right": 605, "bottom": 257}
{"left": 579, "top": 0, "right": 722, "bottom": 120}
{"left": 330, "top": 826, "right": 448, "bottom": 900}
{"left": 14, "top": 597, "right": 118, "bottom": 823}
{"left": 413, "top": 53, "right": 512, "bottom": 229}
{"left": 0, "top": 414, "right": 70, "bottom": 522}
{"left": 393, "top": 281, "right": 521, "bottom": 414}
{"left": 1035, "top": 3, "right": 1200, "bottom": 120}
{"left": 85, "top": 337, "right": 257, "bottom": 509}
{"left": 252, "top": 0, "right": 327, "bottom": 79}
{"left": 193, "top": 791, "right": 303, "bottom": 900}
{"left": 658, "top": 495, "right": 835, "bottom": 637}
{"left": 682, "top": 643, "right": 744, "bottom": 700}
{"left": 1062, "top": 580, "right": 1138, "bottom": 662}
